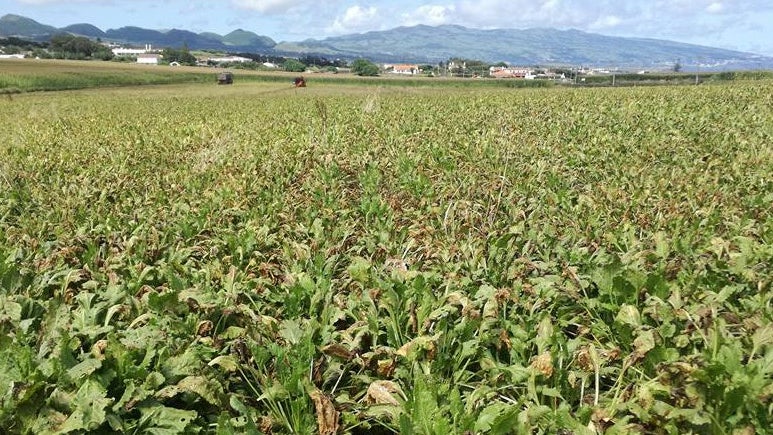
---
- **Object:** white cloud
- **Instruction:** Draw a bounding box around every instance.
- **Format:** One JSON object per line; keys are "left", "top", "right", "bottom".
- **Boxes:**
{"left": 452, "top": 0, "right": 595, "bottom": 29}
{"left": 327, "top": 5, "right": 379, "bottom": 34}
{"left": 8, "top": 0, "right": 773, "bottom": 55}
{"left": 589, "top": 14, "right": 622, "bottom": 30}
{"left": 401, "top": 5, "right": 456, "bottom": 26}
{"left": 231, "top": 0, "right": 301, "bottom": 14}
{"left": 706, "top": 2, "right": 724, "bottom": 13}
{"left": 16, "top": 0, "right": 112, "bottom": 3}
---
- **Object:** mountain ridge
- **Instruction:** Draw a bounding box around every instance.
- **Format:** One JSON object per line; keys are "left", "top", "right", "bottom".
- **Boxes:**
{"left": 278, "top": 24, "right": 769, "bottom": 69}
{"left": 1, "top": 13, "right": 771, "bottom": 70}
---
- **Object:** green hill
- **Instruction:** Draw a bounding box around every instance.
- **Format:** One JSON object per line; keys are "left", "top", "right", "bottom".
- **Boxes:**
{"left": 0, "top": 14, "right": 57, "bottom": 38}
{"left": 2, "top": 13, "right": 771, "bottom": 70}
{"left": 275, "top": 24, "right": 773, "bottom": 70}
{"left": 60, "top": 23, "right": 106, "bottom": 39}
{"left": 222, "top": 29, "right": 275, "bottom": 49}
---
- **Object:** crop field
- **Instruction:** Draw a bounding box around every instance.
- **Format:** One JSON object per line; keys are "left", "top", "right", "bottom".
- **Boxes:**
{"left": 0, "top": 59, "right": 553, "bottom": 95}
{"left": 0, "top": 60, "right": 227, "bottom": 93}
{"left": 0, "top": 78, "right": 772, "bottom": 434}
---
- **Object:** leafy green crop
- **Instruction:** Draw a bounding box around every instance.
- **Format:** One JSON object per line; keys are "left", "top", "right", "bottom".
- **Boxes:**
{"left": 0, "top": 79, "right": 771, "bottom": 434}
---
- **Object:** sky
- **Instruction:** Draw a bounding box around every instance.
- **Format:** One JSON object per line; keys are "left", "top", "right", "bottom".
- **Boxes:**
{"left": 2, "top": 0, "right": 772, "bottom": 56}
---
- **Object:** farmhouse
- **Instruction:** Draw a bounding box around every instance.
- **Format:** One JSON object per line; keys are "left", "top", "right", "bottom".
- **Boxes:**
{"left": 489, "top": 66, "right": 533, "bottom": 79}
{"left": 388, "top": 64, "right": 420, "bottom": 75}
{"left": 137, "top": 54, "right": 161, "bottom": 65}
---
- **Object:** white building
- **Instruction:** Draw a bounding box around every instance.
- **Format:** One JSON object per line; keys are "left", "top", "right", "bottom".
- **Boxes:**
{"left": 489, "top": 66, "right": 533, "bottom": 78}
{"left": 208, "top": 56, "right": 254, "bottom": 64}
{"left": 136, "top": 54, "right": 160, "bottom": 65}
{"left": 386, "top": 64, "right": 420, "bottom": 75}
{"left": 113, "top": 44, "right": 153, "bottom": 56}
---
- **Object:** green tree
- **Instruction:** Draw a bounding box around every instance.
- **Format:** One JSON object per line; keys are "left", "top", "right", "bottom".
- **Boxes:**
{"left": 2, "top": 45, "right": 21, "bottom": 54}
{"left": 93, "top": 46, "right": 114, "bottom": 61}
{"left": 283, "top": 59, "right": 307, "bottom": 72}
{"left": 418, "top": 64, "right": 438, "bottom": 76}
{"left": 49, "top": 34, "right": 102, "bottom": 59}
{"left": 350, "top": 58, "right": 379, "bottom": 76}
{"left": 31, "top": 48, "right": 51, "bottom": 59}
{"left": 162, "top": 47, "right": 196, "bottom": 66}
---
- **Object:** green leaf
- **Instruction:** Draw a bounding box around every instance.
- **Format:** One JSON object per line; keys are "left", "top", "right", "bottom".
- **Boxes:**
{"left": 66, "top": 358, "right": 102, "bottom": 382}
{"left": 58, "top": 378, "right": 112, "bottom": 433}
{"left": 653, "top": 231, "right": 670, "bottom": 259}
{"left": 177, "top": 375, "right": 223, "bottom": 406}
{"left": 347, "top": 257, "right": 371, "bottom": 283}
{"left": 278, "top": 319, "right": 305, "bottom": 345}
{"left": 209, "top": 355, "right": 239, "bottom": 372}
{"left": 752, "top": 324, "right": 773, "bottom": 357}
{"left": 161, "top": 346, "right": 207, "bottom": 381}
{"left": 229, "top": 396, "right": 260, "bottom": 434}
{"left": 615, "top": 304, "right": 641, "bottom": 327}
{"left": 137, "top": 404, "right": 197, "bottom": 435}
{"left": 475, "top": 403, "right": 518, "bottom": 433}
{"left": 633, "top": 329, "right": 656, "bottom": 357}
{"left": 0, "top": 298, "right": 22, "bottom": 323}
{"left": 538, "top": 387, "right": 563, "bottom": 398}
{"left": 157, "top": 375, "right": 223, "bottom": 406}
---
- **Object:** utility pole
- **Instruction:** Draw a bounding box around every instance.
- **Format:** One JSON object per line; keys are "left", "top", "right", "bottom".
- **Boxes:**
{"left": 695, "top": 60, "right": 700, "bottom": 85}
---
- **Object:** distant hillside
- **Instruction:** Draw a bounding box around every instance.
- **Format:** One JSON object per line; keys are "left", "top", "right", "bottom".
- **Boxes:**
{"left": 222, "top": 29, "right": 274, "bottom": 48}
{"left": 275, "top": 25, "right": 773, "bottom": 70}
{"left": 0, "top": 14, "right": 56, "bottom": 39}
{"left": 60, "top": 23, "right": 106, "bottom": 39}
{"left": 2, "top": 13, "right": 771, "bottom": 70}
{"left": 0, "top": 14, "right": 276, "bottom": 52}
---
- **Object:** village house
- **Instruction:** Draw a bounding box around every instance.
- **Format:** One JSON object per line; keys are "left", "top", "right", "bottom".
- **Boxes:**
{"left": 387, "top": 64, "right": 420, "bottom": 75}
{"left": 534, "top": 71, "right": 565, "bottom": 80}
{"left": 489, "top": 66, "right": 534, "bottom": 79}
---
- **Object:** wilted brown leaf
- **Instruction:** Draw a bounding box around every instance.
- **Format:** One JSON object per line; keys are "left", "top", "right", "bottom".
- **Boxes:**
{"left": 497, "top": 329, "right": 511, "bottom": 351}
{"left": 309, "top": 389, "right": 339, "bottom": 435}
{"left": 376, "top": 358, "right": 396, "bottom": 378}
{"left": 396, "top": 335, "right": 439, "bottom": 360}
{"left": 321, "top": 343, "right": 354, "bottom": 361}
{"left": 732, "top": 427, "right": 756, "bottom": 435}
{"left": 530, "top": 351, "right": 554, "bottom": 378}
{"left": 196, "top": 320, "right": 214, "bottom": 337}
{"left": 91, "top": 340, "right": 108, "bottom": 359}
{"left": 632, "top": 329, "right": 656, "bottom": 361}
{"left": 259, "top": 416, "right": 274, "bottom": 434}
{"left": 385, "top": 258, "right": 409, "bottom": 274}
{"left": 576, "top": 346, "right": 594, "bottom": 372}
{"left": 365, "top": 380, "right": 403, "bottom": 406}
{"left": 590, "top": 407, "right": 615, "bottom": 432}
